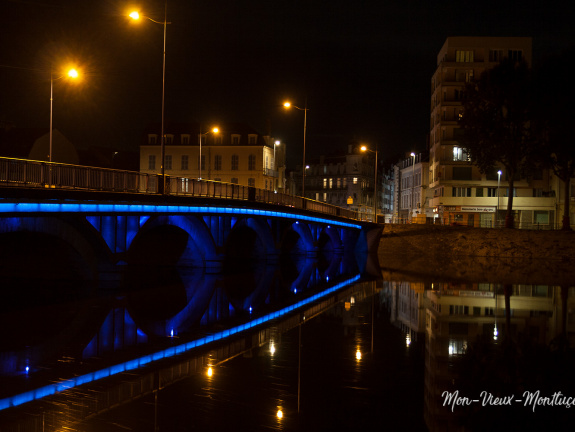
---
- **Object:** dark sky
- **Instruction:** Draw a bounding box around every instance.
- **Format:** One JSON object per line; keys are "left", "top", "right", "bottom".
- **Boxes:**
{"left": 2, "top": 0, "right": 574, "bottom": 168}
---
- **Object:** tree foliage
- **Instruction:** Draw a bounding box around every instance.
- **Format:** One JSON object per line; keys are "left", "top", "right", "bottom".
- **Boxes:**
{"left": 534, "top": 48, "right": 575, "bottom": 230}
{"left": 460, "top": 59, "right": 538, "bottom": 228}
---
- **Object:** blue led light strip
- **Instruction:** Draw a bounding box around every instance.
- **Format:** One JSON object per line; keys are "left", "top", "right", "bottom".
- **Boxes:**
{"left": 0, "top": 202, "right": 361, "bottom": 229}
{"left": 0, "top": 274, "right": 361, "bottom": 411}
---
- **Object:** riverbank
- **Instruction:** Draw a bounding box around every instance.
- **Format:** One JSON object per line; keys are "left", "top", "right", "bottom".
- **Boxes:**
{"left": 377, "top": 224, "right": 575, "bottom": 285}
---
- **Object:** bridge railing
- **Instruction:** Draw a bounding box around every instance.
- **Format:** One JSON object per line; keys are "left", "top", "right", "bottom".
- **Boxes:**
{"left": 0, "top": 157, "right": 360, "bottom": 220}
{"left": 0, "top": 157, "right": 150, "bottom": 193}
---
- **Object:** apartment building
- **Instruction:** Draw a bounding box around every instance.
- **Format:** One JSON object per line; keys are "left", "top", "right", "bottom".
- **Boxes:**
{"left": 398, "top": 152, "right": 430, "bottom": 222}
{"left": 139, "top": 122, "right": 285, "bottom": 192}
{"left": 428, "top": 37, "right": 557, "bottom": 228}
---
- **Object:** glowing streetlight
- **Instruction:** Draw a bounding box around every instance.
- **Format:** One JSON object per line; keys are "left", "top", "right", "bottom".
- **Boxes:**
{"left": 355, "top": 349, "right": 362, "bottom": 361}
{"left": 198, "top": 126, "right": 219, "bottom": 180}
{"left": 50, "top": 67, "right": 80, "bottom": 163}
{"left": 283, "top": 100, "right": 309, "bottom": 197}
{"left": 361, "top": 145, "right": 379, "bottom": 223}
{"left": 129, "top": 3, "right": 171, "bottom": 193}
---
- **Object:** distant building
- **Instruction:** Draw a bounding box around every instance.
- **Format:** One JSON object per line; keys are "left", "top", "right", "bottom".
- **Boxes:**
{"left": 291, "top": 143, "right": 389, "bottom": 222}
{"left": 139, "top": 122, "right": 286, "bottom": 193}
{"left": 428, "top": 37, "right": 557, "bottom": 228}
{"left": 398, "top": 152, "right": 430, "bottom": 223}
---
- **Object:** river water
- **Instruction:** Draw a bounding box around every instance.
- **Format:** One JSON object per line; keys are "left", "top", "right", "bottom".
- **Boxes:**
{"left": 1, "top": 251, "right": 574, "bottom": 431}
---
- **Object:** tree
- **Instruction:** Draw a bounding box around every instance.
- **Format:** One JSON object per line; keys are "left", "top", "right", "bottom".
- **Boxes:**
{"left": 460, "top": 59, "right": 538, "bottom": 228}
{"left": 534, "top": 48, "right": 575, "bottom": 230}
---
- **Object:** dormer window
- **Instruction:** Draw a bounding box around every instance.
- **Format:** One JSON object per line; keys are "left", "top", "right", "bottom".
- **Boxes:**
{"left": 148, "top": 134, "right": 158, "bottom": 145}
{"left": 232, "top": 134, "right": 240, "bottom": 145}
{"left": 165, "top": 135, "right": 174, "bottom": 145}
{"left": 248, "top": 134, "right": 257, "bottom": 145}
{"left": 181, "top": 134, "right": 190, "bottom": 145}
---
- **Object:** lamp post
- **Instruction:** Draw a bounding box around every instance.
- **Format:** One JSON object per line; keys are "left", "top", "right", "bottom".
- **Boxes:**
{"left": 49, "top": 68, "right": 79, "bottom": 163}
{"left": 274, "top": 140, "right": 280, "bottom": 192}
{"left": 361, "top": 145, "right": 378, "bottom": 223}
{"left": 198, "top": 126, "right": 219, "bottom": 180}
{"left": 130, "top": 2, "right": 170, "bottom": 193}
{"left": 497, "top": 170, "right": 502, "bottom": 227}
{"left": 410, "top": 152, "right": 416, "bottom": 222}
{"left": 283, "top": 101, "right": 308, "bottom": 197}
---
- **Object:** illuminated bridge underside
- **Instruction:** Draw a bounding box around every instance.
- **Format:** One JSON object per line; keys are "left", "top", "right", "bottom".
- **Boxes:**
{"left": 0, "top": 200, "right": 380, "bottom": 272}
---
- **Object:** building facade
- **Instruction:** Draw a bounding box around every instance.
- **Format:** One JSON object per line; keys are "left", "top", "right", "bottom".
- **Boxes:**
{"left": 428, "top": 37, "right": 558, "bottom": 227}
{"left": 139, "top": 123, "right": 285, "bottom": 193}
{"left": 292, "top": 144, "right": 385, "bottom": 221}
{"left": 398, "top": 152, "right": 430, "bottom": 223}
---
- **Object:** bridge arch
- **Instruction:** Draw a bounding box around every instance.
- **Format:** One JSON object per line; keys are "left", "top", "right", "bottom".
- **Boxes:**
{"left": 130, "top": 215, "right": 218, "bottom": 267}
{"left": 318, "top": 225, "right": 344, "bottom": 253}
{"left": 0, "top": 216, "right": 104, "bottom": 280}
{"left": 224, "top": 217, "right": 277, "bottom": 270}
{"left": 280, "top": 221, "right": 316, "bottom": 256}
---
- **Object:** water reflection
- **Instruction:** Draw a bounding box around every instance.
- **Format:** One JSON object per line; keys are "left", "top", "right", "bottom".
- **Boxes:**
{"left": 0, "top": 249, "right": 372, "bottom": 430}
{"left": 387, "top": 280, "right": 575, "bottom": 432}
{"left": 3, "top": 251, "right": 574, "bottom": 431}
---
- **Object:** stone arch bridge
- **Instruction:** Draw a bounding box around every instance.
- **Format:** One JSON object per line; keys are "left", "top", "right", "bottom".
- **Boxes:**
{"left": 0, "top": 188, "right": 382, "bottom": 285}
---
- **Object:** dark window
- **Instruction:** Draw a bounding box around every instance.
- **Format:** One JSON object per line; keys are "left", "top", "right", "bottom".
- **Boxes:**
{"left": 453, "top": 166, "right": 472, "bottom": 180}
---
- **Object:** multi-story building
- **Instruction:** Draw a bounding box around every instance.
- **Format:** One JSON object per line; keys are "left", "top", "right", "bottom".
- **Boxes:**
{"left": 398, "top": 152, "right": 430, "bottom": 222}
{"left": 428, "top": 37, "right": 557, "bottom": 228}
{"left": 139, "top": 122, "right": 285, "bottom": 192}
{"left": 292, "top": 143, "right": 383, "bottom": 221}
{"left": 380, "top": 168, "right": 395, "bottom": 223}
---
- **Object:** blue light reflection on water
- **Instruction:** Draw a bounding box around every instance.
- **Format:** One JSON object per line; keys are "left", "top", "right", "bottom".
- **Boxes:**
{"left": 0, "top": 274, "right": 360, "bottom": 411}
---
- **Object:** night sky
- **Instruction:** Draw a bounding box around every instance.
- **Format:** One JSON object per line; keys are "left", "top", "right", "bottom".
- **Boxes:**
{"left": 1, "top": 0, "right": 574, "bottom": 168}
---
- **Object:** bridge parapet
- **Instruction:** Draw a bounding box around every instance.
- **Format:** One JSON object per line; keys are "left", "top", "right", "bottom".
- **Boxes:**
{"left": 1, "top": 157, "right": 363, "bottom": 221}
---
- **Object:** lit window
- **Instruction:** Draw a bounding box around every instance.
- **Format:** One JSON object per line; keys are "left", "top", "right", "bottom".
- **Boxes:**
{"left": 453, "top": 146, "right": 468, "bottom": 161}
{"left": 329, "top": 178, "right": 333, "bottom": 189}
{"left": 353, "top": 177, "right": 358, "bottom": 185}
{"left": 534, "top": 211, "right": 549, "bottom": 225}
{"left": 323, "top": 178, "right": 327, "bottom": 188}
{"left": 455, "top": 50, "right": 474, "bottom": 62}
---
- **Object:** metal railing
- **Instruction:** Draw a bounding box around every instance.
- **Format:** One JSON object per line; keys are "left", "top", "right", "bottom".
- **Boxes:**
{"left": 0, "top": 157, "right": 360, "bottom": 221}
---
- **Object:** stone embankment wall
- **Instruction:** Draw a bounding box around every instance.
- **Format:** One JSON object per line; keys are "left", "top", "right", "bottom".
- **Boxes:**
{"left": 377, "top": 224, "right": 575, "bottom": 286}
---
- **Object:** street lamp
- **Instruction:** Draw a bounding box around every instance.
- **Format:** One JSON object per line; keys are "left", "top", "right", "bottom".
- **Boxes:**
{"left": 1, "top": 63, "right": 80, "bottom": 164}
{"left": 130, "top": 3, "right": 170, "bottom": 193}
{"left": 198, "top": 126, "right": 219, "bottom": 180}
{"left": 497, "top": 170, "right": 502, "bottom": 227}
{"left": 274, "top": 140, "right": 280, "bottom": 192}
{"left": 361, "top": 145, "right": 378, "bottom": 223}
{"left": 410, "top": 152, "right": 416, "bottom": 222}
{"left": 283, "top": 101, "right": 308, "bottom": 197}
{"left": 49, "top": 67, "right": 79, "bottom": 163}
